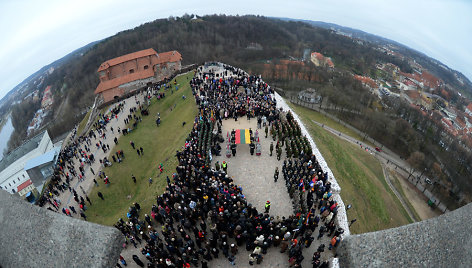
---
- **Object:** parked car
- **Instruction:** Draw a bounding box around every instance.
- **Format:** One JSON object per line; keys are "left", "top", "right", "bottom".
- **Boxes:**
{"left": 425, "top": 178, "right": 432, "bottom": 185}
{"left": 375, "top": 147, "right": 382, "bottom": 152}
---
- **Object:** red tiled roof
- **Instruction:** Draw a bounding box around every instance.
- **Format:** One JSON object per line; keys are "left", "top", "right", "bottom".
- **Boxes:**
{"left": 98, "top": 49, "right": 182, "bottom": 72}
{"left": 466, "top": 103, "right": 472, "bottom": 112}
{"left": 326, "top": 58, "right": 334, "bottom": 68}
{"left": 404, "top": 80, "right": 416, "bottom": 87}
{"left": 95, "top": 50, "right": 182, "bottom": 94}
{"left": 401, "top": 70, "right": 442, "bottom": 88}
{"left": 314, "top": 52, "right": 324, "bottom": 61}
{"left": 456, "top": 118, "right": 466, "bottom": 129}
{"left": 441, "top": 118, "right": 458, "bottom": 136}
{"left": 17, "top": 179, "right": 32, "bottom": 192}
{"left": 354, "top": 75, "right": 377, "bottom": 88}
{"left": 421, "top": 71, "right": 441, "bottom": 88}
{"left": 151, "top": 51, "right": 182, "bottom": 66}
{"left": 466, "top": 114, "right": 472, "bottom": 123}
{"left": 94, "top": 69, "right": 155, "bottom": 94}
{"left": 98, "top": 48, "right": 158, "bottom": 72}
{"left": 406, "top": 90, "right": 420, "bottom": 100}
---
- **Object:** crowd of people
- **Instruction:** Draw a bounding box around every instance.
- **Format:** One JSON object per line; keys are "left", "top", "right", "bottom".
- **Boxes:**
{"left": 37, "top": 84, "right": 167, "bottom": 218}
{"left": 113, "top": 64, "right": 343, "bottom": 267}
{"left": 32, "top": 62, "right": 344, "bottom": 267}
{"left": 36, "top": 66, "right": 193, "bottom": 215}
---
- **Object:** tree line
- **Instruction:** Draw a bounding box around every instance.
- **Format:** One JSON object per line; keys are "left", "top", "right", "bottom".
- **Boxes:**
{"left": 258, "top": 60, "right": 471, "bottom": 208}
{"left": 28, "top": 15, "right": 404, "bottom": 142}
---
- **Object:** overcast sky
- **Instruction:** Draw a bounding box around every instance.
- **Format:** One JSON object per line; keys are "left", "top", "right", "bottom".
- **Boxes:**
{"left": 0, "top": 0, "right": 471, "bottom": 100}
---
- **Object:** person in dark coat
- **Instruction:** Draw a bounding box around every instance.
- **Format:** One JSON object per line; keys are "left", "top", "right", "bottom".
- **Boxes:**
{"left": 132, "top": 255, "right": 144, "bottom": 267}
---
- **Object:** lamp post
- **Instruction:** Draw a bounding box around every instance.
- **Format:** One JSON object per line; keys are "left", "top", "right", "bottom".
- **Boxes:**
{"left": 349, "top": 219, "right": 357, "bottom": 227}
{"left": 346, "top": 204, "right": 356, "bottom": 228}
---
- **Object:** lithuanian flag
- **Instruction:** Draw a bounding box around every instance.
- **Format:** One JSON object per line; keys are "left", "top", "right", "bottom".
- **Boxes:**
{"left": 235, "top": 129, "right": 250, "bottom": 144}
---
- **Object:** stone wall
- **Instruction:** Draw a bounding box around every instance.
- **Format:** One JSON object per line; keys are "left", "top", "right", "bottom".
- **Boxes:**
{"left": 274, "top": 92, "right": 351, "bottom": 238}
{"left": 337, "top": 202, "right": 472, "bottom": 267}
{"left": 155, "top": 60, "right": 181, "bottom": 81}
{"left": 0, "top": 191, "right": 123, "bottom": 268}
{"left": 119, "top": 76, "right": 157, "bottom": 94}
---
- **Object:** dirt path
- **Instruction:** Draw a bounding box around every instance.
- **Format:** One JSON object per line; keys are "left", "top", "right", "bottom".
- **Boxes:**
{"left": 390, "top": 169, "right": 441, "bottom": 220}
{"left": 382, "top": 166, "right": 418, "bottom": 222}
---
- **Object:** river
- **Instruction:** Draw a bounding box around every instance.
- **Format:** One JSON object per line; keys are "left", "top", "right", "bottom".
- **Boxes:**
{"left": 0, "top": 115, "right": 14, "bottom": 161}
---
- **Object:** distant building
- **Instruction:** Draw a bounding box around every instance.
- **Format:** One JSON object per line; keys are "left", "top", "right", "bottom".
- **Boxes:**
{"left": 24, "top": 146, "right": 60, "bottom": 188}
{"left": 310, "top": 52, "right": 334, "bottom": 68}
{"left": 303, "top": 49, "right": 311, "bottom": 61}
{"left": 0, "top": 131, "right": 60, "bottom": 197}
{"left": 246, "top": 42, "right": 263, "bottom": 50}
{"left": 354, "top": 75, "right": 378, "bottom": 89}
{"left": 465, "top": 103, "right": 472, "bottom": 117}
{"left": 94, "top": 48, "right": 182, "bottom": 104}
{"left": 32, "top": 90, "right": 40, "bottom": 102}
{"left": 398, "top": 80, "right": 417, "bottom": 91}
{"left": 47, "top": 67, "right": 55, "bottom": 75}
{"left": 298, "top": 88, "right": 322, "bottom": 104}
{"left": 27, "top": 109, "right": 48, "bottom": 136}
{"left": 41, "top": 85, "right": 53, "bottom": 109}
{"left": 17, "top": 179, "right": 36, "bottom": 200}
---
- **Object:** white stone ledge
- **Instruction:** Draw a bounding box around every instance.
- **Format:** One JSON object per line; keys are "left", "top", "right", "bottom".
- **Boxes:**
{"left": 274, "top": 92, "right": 351, "bottom": 236}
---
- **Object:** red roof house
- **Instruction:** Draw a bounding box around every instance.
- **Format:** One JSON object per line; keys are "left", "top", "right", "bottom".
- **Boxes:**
{"left": 17, "top": 179, "right": 32, "bottom": 193}
{"left": 95, "top": 48, "right": 182, "bottom": 103}
{"left": 465, "top": 103, "right": 472, "bottom": 116}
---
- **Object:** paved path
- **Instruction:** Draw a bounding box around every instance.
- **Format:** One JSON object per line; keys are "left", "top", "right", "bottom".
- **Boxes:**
{"left": 381, "top": 166, "right": 419, "bottom": 222}
{"left": 51, "top": 91, "right": 147, "bottom": 216}
{"left": 212, "top": 118, "right": 293, "bottom": 218}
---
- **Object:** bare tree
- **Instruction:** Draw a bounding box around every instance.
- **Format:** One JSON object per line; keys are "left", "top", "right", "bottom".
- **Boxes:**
{"left": 407, "top": 151, "right": 425, "bottom": 181}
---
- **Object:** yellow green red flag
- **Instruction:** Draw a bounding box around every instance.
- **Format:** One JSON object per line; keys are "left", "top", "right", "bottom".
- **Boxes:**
{"left": 235, "top": 129, "right": 250, "bottom": 144}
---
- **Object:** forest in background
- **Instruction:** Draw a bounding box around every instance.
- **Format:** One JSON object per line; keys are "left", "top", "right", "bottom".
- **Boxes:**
{"left": 5, "top": 14, "right": 471, "bottom": 208}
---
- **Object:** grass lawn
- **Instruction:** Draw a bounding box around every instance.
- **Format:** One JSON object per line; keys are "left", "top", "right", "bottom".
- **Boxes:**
{"left": 77, "top": 109, "right": 92, "bottom": 136}
{"left": 86, "top": 72, "right": 197, "bottom": 226}
{"left": 289, "top": 102, "right": 413, "bottom": 234}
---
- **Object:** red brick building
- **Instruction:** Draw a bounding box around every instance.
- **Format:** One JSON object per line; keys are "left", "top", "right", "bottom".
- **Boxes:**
{"left": 94, "top": 48, "right": 182, "bottom": 103}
